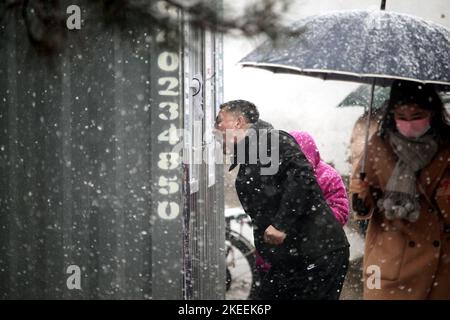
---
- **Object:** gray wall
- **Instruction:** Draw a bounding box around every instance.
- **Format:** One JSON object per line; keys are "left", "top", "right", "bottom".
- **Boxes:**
{"left": 0, "top": 2, "right": 224, "bottom": 299}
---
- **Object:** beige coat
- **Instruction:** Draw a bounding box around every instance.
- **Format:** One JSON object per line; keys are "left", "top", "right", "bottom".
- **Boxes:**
{"left": 350, "top": 133, "right": 450, "bottom": 299}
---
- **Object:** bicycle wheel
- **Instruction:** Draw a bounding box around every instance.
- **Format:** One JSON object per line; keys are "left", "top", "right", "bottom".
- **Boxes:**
{"left": 225, "top": 230, "right": 256, "bottom": 300}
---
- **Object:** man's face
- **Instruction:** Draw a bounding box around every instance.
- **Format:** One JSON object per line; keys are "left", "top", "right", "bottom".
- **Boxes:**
{"left": 214, "top": 109, "right": 245, "bottom": 154}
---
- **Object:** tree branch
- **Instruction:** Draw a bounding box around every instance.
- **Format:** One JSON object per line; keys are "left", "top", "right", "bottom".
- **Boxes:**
{"left": 1, "top": 0, "right": 300, "bottom": 55}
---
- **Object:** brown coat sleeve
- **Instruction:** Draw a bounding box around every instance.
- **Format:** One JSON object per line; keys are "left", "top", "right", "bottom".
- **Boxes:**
{"left": 435, "top": 167, "right": 450, "bottom": 226}
{"left": 349, "top": 134, "right": 387, "bottom": 220}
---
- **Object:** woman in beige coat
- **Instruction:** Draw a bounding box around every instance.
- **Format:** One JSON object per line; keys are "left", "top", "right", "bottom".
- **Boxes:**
{"left": 350, "top": 80, "right": 450, "bottom": 299}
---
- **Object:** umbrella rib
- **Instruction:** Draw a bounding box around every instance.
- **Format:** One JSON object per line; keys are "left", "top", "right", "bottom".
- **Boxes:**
{"left": 239, "top": 62, "right": 450, "bottom": 86}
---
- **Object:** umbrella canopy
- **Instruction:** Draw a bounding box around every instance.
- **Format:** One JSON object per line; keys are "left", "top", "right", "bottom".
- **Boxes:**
{"left": 338, "top": 85, "right": 390, "bottom": 109}
{"left": 338, "top": 84, "right": 450, "bottom": 108}
{"left": 240, "top": 10, "right": 450, "bottom": 86}
{"left": 239, "top": 8, "right": 450, "bottom": 192}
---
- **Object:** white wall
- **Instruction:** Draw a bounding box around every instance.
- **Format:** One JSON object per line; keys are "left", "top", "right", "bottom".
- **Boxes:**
{"left": 223, "top": 0, "right": 450, "bottom": 174}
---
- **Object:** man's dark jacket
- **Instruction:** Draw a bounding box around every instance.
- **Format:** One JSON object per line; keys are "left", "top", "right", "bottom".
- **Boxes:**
{"left": 230, "top": 120, "right": 349, "bottom": 267}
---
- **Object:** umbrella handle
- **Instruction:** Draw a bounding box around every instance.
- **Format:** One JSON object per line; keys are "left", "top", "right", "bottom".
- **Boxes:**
{"left": 352, "top": 194, "right": 370, "bottom": 216}
{"left": 352, "top": 172, "right": 369, "bottom": 216}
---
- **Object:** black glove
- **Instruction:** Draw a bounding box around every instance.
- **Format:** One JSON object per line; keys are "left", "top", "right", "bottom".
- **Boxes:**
{"left": 352, "top": 193, "right": 370, "bottom": 216}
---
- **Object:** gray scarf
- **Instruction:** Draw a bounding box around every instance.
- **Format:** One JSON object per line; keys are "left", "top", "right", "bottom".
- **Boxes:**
{"left": 378, "top": 130, "right": 438, "bottom": 222}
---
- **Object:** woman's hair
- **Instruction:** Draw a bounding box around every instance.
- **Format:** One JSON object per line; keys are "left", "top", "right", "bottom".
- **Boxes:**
{"left": 379, "top": 80, "right": 450, "bottom": 143}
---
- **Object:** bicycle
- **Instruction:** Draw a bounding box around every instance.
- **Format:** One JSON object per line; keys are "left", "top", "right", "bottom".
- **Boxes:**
{"left": 224, "top": 209, "right": 257, "bottom": 300}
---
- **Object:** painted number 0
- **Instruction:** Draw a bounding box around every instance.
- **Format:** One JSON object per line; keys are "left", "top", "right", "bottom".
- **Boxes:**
{"left": 157, "top": 201, "right": 180, "bottom": 220}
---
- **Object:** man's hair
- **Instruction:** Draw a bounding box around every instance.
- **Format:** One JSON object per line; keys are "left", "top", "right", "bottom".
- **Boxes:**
{"left": 219, "top": 100, "right": 259, "bottom": 123}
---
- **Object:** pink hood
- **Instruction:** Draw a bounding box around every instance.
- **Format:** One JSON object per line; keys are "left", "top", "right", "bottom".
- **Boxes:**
{"left": 289, "top": 131, "right": 349, "bottom": 225}
{"left": 289, "top": 131, "right": 321, "bottom": 169}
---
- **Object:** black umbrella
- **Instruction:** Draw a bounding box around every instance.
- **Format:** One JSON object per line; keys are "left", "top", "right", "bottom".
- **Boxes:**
{"left": 338, "top": 85, "right": 390, "bottom": 109}
{"left": 240, "top": 10, "right": 450, "bottom": 86}
{"left": 239, "top": 6, "right": 450, "bottom": 163}
{"left": 239, "top": 4, "right": 450, "bottom": 212}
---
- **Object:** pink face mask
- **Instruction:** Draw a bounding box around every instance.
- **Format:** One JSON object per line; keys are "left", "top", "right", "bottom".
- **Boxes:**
{"left": 395, "top": 117, "right": 431, "bottom": 138}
